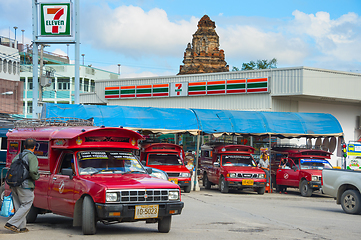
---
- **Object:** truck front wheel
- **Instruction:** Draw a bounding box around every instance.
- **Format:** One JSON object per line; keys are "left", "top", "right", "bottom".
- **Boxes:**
{"left": 341, "top": 190, "right": 361, "bottom": 214}
{"left": 300, "top": 180, "right": 312, "bottom": 197}
{"left": 26, "top": 205, "right": 39, "bottom": 223}
{"left": 203, "top": 173, "right": 211, "bottom": 189}
{"left": 184, "top": 185, "right": 191, "bottom": 193}
{"left": 82, "top": 196, "right": 97, "bottom": 235}
{"left": 158, "top": 216, "right": 172, "bottom": 233}
{"left": 219, "top": 176, "right": 229, "bottom": 193}
{"left": 257, "top": 186, "right": 265, "bottom": 195}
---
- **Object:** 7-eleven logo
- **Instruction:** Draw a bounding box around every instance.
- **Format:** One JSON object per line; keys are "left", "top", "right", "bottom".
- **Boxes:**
{"left": 175, "top": 84, "right": 182, "bottom": 95}
{"left": 41, "top": 3, "right": 71, "bottom": 36}
{"left": 170, "top": 82, "right": 188, "bottom": 97}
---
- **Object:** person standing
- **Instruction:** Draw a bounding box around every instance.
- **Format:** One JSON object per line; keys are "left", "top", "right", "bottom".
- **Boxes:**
{"left": 4, "top": 138, "right": 40, "bottom": 233}
{"left": 258, "top": 152, "right": 270, "bottom": 184}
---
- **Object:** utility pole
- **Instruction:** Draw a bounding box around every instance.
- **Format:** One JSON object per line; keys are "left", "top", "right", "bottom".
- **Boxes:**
{"left": 39, "top": 44, "right": 49, "bottom": 104}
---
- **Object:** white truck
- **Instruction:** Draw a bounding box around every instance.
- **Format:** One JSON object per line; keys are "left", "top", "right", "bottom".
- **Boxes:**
{"left": 322, "top": 168, "right": 361, "bottom": 214}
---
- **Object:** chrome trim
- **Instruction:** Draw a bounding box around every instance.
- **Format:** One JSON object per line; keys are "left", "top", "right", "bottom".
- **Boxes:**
{"left": 106, "top": 189, "right": 179, "bottom": 203}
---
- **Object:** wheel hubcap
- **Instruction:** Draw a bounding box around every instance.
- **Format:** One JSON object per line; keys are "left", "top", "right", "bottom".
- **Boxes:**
{"left": 344, "top": 194, "right": 356, "bottom": 209}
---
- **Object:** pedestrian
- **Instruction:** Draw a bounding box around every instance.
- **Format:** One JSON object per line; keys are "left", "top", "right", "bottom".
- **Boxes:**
{"left": 4, "top": 138, "right": 40, "bottom": 233}
{"left": 258, "top": 152, "right": 270, "bottom": 184}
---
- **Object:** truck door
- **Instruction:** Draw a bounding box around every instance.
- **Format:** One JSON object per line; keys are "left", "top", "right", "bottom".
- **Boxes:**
{"left": 276, "top": 159, "right": 299, "bottom": 187}
{"left": 209, "top": 155, "right": 221, "bottom": 183}
{"left": 48, "top": 152, "right": 76, "bottom": 216}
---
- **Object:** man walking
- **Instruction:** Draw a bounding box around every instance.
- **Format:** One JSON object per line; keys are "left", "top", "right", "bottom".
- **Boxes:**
{"left": 258, "top": 151, "right": 270, "bottom": 184}
{"left": 4, "top": 138, "right": 39, "bottom": 233}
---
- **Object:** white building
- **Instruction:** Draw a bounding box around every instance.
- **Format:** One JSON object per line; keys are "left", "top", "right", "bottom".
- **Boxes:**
{"left": 20, "top": 64, "right": 119, "bottom": 118}
{"left": 80, "top": 66, "right": 361, "bottom": 166}
{"left": 0, "top": 36, "right": 22, "bottom": 115}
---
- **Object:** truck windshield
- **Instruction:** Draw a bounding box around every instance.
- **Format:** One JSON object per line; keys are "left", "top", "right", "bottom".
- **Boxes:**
{"left": 77, "top": 151, "right": 146, "bottom": 175}
{"left": 222, "top": 155, "right": 256, "bottom": 167}
{"left": 148, "top": 154, "right": 183, "bottom": 165}
{"left": 300, "top": 159, "right": 333, "bottom": 170}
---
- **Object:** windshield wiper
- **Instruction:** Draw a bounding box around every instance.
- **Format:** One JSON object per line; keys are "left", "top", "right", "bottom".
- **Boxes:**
{"left": 122, "top": 170, "right": 146, "bottom": 175}
{"left": 90, "top": 169, "right": 115, "bottom": 176}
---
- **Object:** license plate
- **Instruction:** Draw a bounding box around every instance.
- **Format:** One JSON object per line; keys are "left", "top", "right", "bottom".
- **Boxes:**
{"left": 134, "top": 205, "right": 159, "bottom": 219}
{"left": 169, "top": 178, "right": 178, "bottom": 184}
{"left": 242, "top": 179, "right": 254, "bottom": 185}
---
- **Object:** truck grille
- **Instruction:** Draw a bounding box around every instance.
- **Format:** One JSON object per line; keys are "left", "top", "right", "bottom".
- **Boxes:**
{"left": 237, "top": 173, "right": 258, "bottom": 178}
{"left": 167, "top": 172, "right": 180, "bottom": 177}
{"left": 119, "top": 189, "right": 170, "bottom": 203}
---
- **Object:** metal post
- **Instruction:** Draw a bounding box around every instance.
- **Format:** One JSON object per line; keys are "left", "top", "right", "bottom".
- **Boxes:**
{"left": 74, "top": 0, "right": 80, "bottom": 104}
{"left": 32, "top": 0, "right": 39, "bottom": 119}
{"left": 268, "top": 134, "right": 272, "bottom": 193}
{"left": 194, "top": 131, "right": 201, "bottom": 191}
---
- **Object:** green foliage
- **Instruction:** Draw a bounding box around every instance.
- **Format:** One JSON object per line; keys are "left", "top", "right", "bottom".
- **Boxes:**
{"left": 232, "top": 58, "right": 277, "bottom": 71}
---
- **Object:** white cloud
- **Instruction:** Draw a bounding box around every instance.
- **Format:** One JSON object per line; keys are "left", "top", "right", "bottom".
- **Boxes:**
{"left": 81, "top": 5, "right": 198, "bottom": 59}
{"left": 52, "top": 49, "right": 67, "bottom": 58}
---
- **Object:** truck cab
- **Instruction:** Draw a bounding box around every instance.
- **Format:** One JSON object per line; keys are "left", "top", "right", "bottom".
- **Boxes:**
{"left": 200, "top": 144, "right": 267, "bottom": 194}
{"left": 140, "top": 143, "right": 192, "bottom": 193}
{"left": 4, "top": 119, "right": 184, "bottom": 235}
{"left": 272, "top": 147, "right": 333, "bottom": 197}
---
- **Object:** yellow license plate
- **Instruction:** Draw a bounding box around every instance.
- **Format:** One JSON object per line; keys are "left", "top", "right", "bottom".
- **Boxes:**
{"left": 134, "top": 205, "right": 159, "bottom": 219}
{"left": 242, "top": 179, "right": 254, "bottom": 185}
{"left": 169, "top": 178, "right": 178, "bottom": 184}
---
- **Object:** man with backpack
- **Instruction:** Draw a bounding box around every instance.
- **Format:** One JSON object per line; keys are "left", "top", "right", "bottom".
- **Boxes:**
{"left": 4, "top": 138, "right": 40, "bottom": 233}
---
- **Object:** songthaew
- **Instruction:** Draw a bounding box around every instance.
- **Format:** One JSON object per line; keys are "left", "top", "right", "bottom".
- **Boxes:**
{"left": 3, "top": 118, "right": 184, "bottom": 235}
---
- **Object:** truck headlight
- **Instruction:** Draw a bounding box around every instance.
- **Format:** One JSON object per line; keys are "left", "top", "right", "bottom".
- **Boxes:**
{"left": 312, "top": 176, "right": 319, "bottom": 181}
{"left": 227, "top": 173, "right": 237, "bottom": 178}
{"left": 258, "top": 174, "right": 265, "bottom": 179}
{"left": 169, "top": 190, "right": 180, "bottom": 200}
{"left": 180, "top": 172, "right": 190, "bottom": 178}
{"left": 106, "top": 192, "right": 119, "bottom": 202}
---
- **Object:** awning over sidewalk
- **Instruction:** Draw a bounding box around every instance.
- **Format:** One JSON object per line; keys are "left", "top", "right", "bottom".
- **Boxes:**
{"left": 41, "top": 103, "right": 343, "bottom": 138}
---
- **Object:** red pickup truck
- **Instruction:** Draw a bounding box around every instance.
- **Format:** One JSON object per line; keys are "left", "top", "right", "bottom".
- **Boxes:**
{"left": 271, "top": 148, "right": 333, "bottom": 197}
{"left": 140, "top": 143, "right": 192, "bottom": 193}
{"left": 4, "top": 119, "right": 184, "bottom": 235}
{"left": 200, "top": 144, "right": 267, "bottom": 194}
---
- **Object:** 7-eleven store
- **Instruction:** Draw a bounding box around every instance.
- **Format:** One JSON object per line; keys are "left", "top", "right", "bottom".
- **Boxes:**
{"left": 80, "top": 66, "right": 361, "bottom": 166}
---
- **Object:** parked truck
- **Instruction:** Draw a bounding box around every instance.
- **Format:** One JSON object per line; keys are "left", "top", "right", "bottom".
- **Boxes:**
{"left": 200, "top": 144, "right": 267, "bottom": 194}
{"left": 322, "top": 168, "right": 361, "bottom": 214}
{"left": 271, "top": 147, "right": 333, "bottom": 197}
{"left": 140, "top": 143, "right": 192, "bottom": 193}
{"left": 3, "top": 119, "right": 184, "bottom": 235}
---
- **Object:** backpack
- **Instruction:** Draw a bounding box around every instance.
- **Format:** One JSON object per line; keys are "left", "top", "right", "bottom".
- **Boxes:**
{"left": 5, "top": 152, "right": 30, "bottom": 187}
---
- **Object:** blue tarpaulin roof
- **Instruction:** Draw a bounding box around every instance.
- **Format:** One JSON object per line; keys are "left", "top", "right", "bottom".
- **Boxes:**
{"left": 41, "top": 103, "right": 343, "bottom": 138}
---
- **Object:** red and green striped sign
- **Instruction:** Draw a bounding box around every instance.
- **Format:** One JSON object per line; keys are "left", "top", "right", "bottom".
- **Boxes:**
{"left": 136, "top": 85, "right": 152, "bottom": 98}
{"left": 226, "top": 79, "right": 246, "bottom": 94}
{"left": 247, "top": 78, "right": 268, "bottom": 93}
{"left": 207, "top": 80, "right": 226, "bottom": 95}
{"left": 152, "top": 84, "right": 169, "bottom": 97}
{"left": 105, "top": 86, "right": 120, "bottom": 99}
{"left": 188, "top": 82, "right": 206, "bottom": 95}
{"left": 120, "top": 86, "right": 136, "bottom": 98}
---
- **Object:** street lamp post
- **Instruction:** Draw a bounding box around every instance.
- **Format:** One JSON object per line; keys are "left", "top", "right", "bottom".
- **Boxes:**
{"left": 13, "top": 26, "right": 18, "bottom": 40}
{"left": 82, "top": 54, "right": 85, "bottom": 65}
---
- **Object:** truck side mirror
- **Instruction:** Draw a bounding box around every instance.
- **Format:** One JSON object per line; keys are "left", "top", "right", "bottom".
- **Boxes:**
{"left": 214, "top": 162, "right": 220, "bottom": 167}
{"left": 61, "top": 168, "right": 74, "bottom": 179}
{"left": 144, "top": 167, "right": 153, "bottom": 174}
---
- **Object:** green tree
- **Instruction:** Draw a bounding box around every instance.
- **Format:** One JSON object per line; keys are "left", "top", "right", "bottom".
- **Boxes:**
{"left": 231, "top": 58, "right": 277, "bottom": 71}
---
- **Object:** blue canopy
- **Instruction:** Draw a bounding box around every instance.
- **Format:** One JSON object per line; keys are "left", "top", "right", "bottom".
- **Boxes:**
{"left": 41, "top": 103, "right": 343, "bottom": 138}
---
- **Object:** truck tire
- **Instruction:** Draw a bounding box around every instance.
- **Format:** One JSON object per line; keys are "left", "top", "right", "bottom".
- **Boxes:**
{"left": 341, "top": 190, "right": 361, "bottom": 214}
{"left": 26, "top": 205, "right": 39, "bottom": 223}
{"left": 82, "top": 196, "right": 97, "bottom": 235}
{"left": 257, "top": 186, "right": 265, "bottom": 195}
{"left": 300, "top": 180, "right": 312, "bottom": 197}
{"left": 158, "top": 216, "right": 172, "bottom": 233}
{"left": 219, "top": 176, "right": 229, "bottom": 193}
{"left": 184, "top": 185, "right": 191, "bottom": 193}
{"left": 203, "top": 173, "right": 211, "bottom": 189}
{"left": 0, "top": 184, "right": 4, "bottom": 205}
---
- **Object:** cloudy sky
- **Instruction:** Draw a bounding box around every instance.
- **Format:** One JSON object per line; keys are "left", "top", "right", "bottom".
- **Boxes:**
{"left": 0, "top": 0, "right": 360, "bottom": 78}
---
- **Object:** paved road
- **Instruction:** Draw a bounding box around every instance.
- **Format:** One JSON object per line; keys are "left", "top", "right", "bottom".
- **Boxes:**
{"left": 0, "top": 188, "right": 360, "bottom": 239}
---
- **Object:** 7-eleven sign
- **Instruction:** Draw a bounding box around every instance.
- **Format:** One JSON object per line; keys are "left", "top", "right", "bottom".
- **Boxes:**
{"left": 170, "top": 82, "right": 188, "bottom": 97}
{"left": 40, "top": 3, "right": 71, "bottom": 36}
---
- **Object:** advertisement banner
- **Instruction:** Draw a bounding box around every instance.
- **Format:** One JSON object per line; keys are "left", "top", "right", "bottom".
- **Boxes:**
{"left": 346, "top": 143, "right": 361, "bottom": 170}
{"left": 40, "top": 3, "right": 71, "bottom": 36}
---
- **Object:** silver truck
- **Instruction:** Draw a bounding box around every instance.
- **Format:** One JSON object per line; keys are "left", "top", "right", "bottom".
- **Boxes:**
{"left": 322, "top": 168, "right": 361, "bottom": 214}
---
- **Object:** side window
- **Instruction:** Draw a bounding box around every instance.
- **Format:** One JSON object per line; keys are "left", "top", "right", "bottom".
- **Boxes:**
{"left": 59, "top": 153, "right": 75, "bottom": 174}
